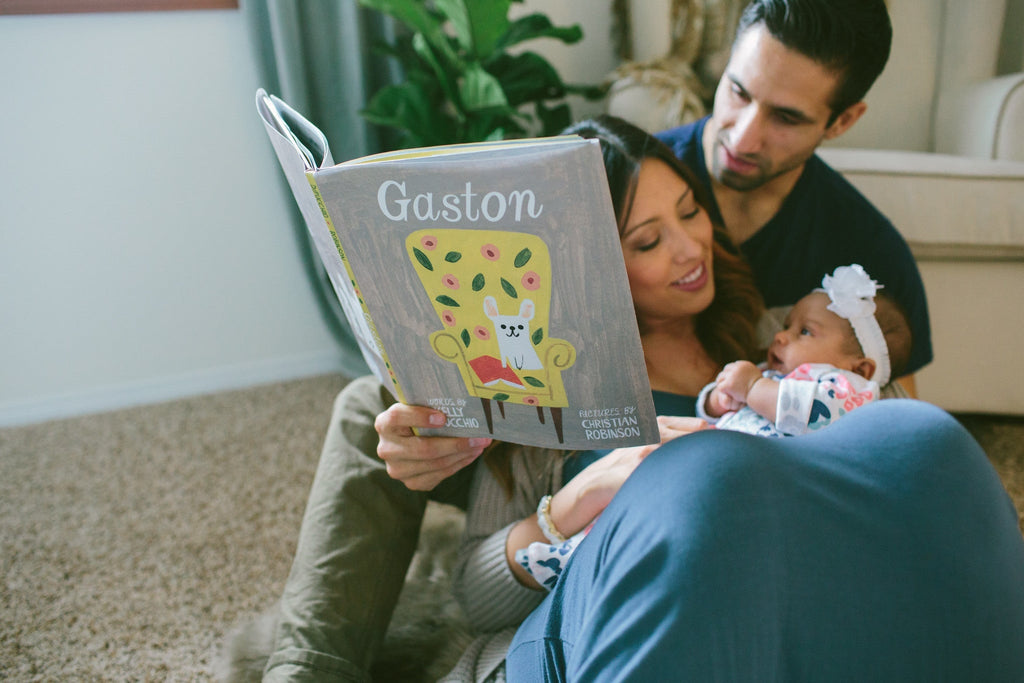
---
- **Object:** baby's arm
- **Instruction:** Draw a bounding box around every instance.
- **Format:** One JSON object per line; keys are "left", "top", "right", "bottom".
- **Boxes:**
{"left": 774, "top": 366, "right": 880, "bottom": 435}
{"left": 744, "top": 374, "right": 781, "bottom": 424}
{"left": 714, "top": 361, "right": 780, "bottom": 423}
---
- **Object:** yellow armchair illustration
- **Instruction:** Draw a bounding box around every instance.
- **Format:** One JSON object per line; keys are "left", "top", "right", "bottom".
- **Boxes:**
{"left": 406, "top": 229, "right": 577, "bottom": 443}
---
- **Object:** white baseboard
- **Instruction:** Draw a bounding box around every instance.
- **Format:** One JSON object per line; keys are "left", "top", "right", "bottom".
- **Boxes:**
{"left": 0, "top": 352, "right": 347, "bottom": 428}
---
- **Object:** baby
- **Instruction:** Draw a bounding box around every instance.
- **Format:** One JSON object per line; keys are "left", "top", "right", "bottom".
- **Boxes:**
{"left": 698, "top": 264, "right": 912, "bottom": 437}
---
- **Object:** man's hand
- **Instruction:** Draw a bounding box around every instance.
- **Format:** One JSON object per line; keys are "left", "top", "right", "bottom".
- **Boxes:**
{"left": 375, "top": 403, "right": 491, "bottom": 491}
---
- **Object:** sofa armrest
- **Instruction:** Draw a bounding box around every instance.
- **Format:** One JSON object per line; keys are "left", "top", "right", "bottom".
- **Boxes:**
{"left": 934, "top": 72, "right": 1024, "bottom": 162}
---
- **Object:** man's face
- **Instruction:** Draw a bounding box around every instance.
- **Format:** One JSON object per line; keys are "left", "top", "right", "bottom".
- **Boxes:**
{"left": 706, "top": 24, "right": 851, "bottom": 192}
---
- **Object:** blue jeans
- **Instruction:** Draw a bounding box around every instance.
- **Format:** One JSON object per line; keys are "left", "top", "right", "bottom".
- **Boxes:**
{"left": 507, "top": 400, "right": 1024, "bottom": 681}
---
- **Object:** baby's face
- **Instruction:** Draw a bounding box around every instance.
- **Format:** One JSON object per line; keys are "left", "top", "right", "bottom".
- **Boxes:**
{"left": 767, "top": 292, "right": 864, "bottom": 374}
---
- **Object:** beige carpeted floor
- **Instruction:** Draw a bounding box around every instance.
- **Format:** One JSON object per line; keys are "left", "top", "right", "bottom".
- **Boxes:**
{"left": 2, "top": 373, "right": 1022, "bottom": 681}
{"left": 1, "top": 375, "right": 348, "bottom": 681}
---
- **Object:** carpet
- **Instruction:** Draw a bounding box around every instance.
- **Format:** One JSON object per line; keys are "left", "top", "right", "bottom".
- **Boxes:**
{"left": 2, "top": 373, "right": 1021, "bottom": 680}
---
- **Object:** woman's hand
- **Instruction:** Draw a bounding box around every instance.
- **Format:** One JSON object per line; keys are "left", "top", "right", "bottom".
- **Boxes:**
{"left": 374, "top": 403, "right": 492, "bottom": 491}
{"left": 551, "top": 416, "right": 709, "bottom": 533}
{"left": 506, "top": 416, "right": 709, "bottom": 588}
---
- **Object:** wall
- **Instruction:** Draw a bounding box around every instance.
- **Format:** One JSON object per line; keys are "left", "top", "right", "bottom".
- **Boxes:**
{"left": 0, "top": 9, "right": 342, "bottom": 426}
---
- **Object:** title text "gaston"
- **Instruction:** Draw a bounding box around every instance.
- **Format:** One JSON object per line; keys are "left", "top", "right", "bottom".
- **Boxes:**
{"left": 377, "top": 180, "right": 544, "bottom": 223}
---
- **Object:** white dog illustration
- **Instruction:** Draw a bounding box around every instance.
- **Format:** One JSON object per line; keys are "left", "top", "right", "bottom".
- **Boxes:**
{"left": 483, "top": 296, "right": 543, "bottom": 371}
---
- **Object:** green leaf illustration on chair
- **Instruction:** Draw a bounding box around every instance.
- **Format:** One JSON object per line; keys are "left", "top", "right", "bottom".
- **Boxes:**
{"left": 406, "top": 229, "right": 577, "bottom": 443}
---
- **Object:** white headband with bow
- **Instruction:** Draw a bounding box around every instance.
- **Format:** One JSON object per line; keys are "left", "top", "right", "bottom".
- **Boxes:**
{"left": 819, "top": 264, "right": 891, "bottom": 386}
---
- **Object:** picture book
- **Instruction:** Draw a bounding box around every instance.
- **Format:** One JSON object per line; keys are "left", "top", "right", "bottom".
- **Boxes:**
{"left": 256, "top": 89, "right": 658, "bottom": 449}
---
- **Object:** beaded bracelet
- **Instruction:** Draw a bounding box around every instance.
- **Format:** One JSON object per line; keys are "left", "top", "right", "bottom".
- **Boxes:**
{"left": 536, "top": 494, "right": 567, "bottom": 544}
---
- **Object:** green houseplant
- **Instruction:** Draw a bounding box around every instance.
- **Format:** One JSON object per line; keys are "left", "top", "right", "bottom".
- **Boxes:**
{"left": 358, "top": 0, "right": 605, "bottom": 148}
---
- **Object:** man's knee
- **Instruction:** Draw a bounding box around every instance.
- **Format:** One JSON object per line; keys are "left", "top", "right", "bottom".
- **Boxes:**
{"left": 320, "top": 376, "right": 393, "bottom": 468}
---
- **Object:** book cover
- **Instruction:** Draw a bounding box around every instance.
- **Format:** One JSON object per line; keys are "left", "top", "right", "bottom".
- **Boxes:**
{"left": 257, "top": 90, "right": 658, "bottom": 449}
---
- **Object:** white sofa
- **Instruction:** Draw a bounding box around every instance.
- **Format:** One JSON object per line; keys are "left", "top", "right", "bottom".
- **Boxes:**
{"left": 606, "top": 0, "right": 1024, "bottom": 415}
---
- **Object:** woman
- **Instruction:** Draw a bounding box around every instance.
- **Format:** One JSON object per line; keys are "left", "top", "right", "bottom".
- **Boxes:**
{"left": 425, "top": 117, "right": 1024, "bottom": 681}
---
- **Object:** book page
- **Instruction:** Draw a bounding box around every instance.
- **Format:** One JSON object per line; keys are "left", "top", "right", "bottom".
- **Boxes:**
{"left": 256, "top": 90, "right": 390, "bottom": 384}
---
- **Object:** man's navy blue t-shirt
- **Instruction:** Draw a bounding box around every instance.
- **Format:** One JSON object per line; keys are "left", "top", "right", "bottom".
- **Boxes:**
{"left": 656, "top": 117, "right": 933, "bottom": 375}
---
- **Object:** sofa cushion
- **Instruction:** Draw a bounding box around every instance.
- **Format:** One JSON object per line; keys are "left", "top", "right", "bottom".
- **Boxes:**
{"left": 818, "top": 148, "right": 1024, "bottom": 260}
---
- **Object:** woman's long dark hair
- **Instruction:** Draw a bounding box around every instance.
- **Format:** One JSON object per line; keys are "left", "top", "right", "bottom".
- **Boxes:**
{"left": 564, "top": 115, "right": 764, "bottom": 368}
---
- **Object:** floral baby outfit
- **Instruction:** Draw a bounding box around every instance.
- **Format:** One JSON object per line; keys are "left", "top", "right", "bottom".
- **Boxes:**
{"left": 697, "top": 362, "right": 880, "bottom": 437}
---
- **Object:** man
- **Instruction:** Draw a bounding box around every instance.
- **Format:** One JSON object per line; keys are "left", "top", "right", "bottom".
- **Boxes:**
{"left": 257, "top": 1, "right": 930, "bottom": 681}
{"left": 656, "top": 0, "right": 931, "bottom": 394}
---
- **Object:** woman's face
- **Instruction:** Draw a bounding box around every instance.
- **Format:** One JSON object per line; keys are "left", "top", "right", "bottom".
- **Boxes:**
{"left": 620, "top": 158, "right": 715, "bottom": 328}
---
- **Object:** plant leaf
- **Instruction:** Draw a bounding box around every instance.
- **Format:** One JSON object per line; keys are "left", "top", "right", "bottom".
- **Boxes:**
{"left": 496, "top": 13, "right": 583, "bottom": 52}
{"left": 500, "top": 278, "right": 517, "bottom": 298}
{"left": 460, "top": 64, "right": 509, "bottom": 111}
{"left": 489, "top": 52, "right": 565, "bottom": 106}
{"left": 435, "top": 0, "right": 512, "bottom": 59}
{"left": 358, "top": 0, "right": 602, "bottom": 149}
{"left": 531, "top": 327, "right": 544, "bottom": 345}
{"left": 535, "top": 100, "right": 573, "bottom": 137}
{"left": 465, "top": 109, "right": 521, "bottom": 141}
{"left": 514, "top": 248, "right": 532, "bottom": 267}
{"left": 436, "top": 295, "right": 460, "bottom": 307}
{"left": 360, "top": 82, "right": 453, "bottom": 147}
{"left": 565, "top": 81, "right": 610, "bottom": 100}
{"left": 472, "top": 273, "right": 485, "bottom": 291}
{"left": 412, "top": 33, "right": 463, "bottom": 121}
{"left": 444, "top": 251, "right": 462, "bottom": 263}
{"left": 524, "top": 376, "right": 545, "bottom": 388}
{"left": 358, "top": 0, "right": 461, "bottom": 69}
{"left": 461, "top": 328, "right": 471, "bottom": 347}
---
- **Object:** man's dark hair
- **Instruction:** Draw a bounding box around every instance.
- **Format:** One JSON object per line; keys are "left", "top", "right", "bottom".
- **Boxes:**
{"left": 735, "top": 0, "right": 892, "bottom": 120}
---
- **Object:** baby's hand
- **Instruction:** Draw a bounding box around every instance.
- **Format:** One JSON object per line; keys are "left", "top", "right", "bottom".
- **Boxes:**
{"left": 706, "top": 384, "right": 744, "bottom": 416}
{"left": 714, "top": 361, "right": 763, "bottom": 406}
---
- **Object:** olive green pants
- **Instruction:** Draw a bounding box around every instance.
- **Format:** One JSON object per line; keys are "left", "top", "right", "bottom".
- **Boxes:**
{"left": 264, "top": 376, "right": 475, "bottom": 682}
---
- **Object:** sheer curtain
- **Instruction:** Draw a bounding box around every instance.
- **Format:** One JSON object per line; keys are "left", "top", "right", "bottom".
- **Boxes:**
{"left": 243, "top": 0, "right": 397, "bottom": 377}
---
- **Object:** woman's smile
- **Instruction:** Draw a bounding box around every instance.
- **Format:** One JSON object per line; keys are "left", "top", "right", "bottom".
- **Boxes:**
{"left": 671, "top": 262, "right": 709, "bottom": 292}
